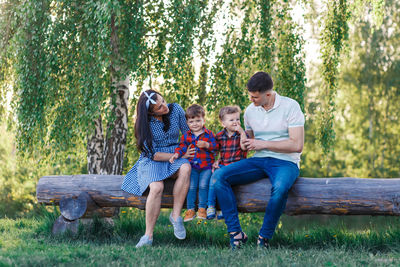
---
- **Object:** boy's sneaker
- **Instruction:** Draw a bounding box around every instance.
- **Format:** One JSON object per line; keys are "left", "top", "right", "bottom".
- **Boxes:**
{"left": 197, "top": 208, "right": 207, "bottom": 220}
{"left": 184, "top": 209, "right": 196, "bottom": 222}
{"left": 217, "top": 210, "right": 224, "bottom": 220}
{"left": 206, "top": 207, "right": 216, "bottom": 220}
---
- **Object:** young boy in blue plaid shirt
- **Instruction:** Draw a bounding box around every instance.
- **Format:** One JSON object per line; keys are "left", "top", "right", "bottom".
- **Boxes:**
{"left": 170, "top": 104, "right": 217, "bottom": 221}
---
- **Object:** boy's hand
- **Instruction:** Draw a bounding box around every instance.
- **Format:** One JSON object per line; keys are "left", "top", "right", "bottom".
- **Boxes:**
{"left": 212, "top": 160, "right": 220, "bottom": 173}
{"left": 182, "top": 145, "right": 195, "bottom": 159}
{"left": 169, "top": 153, "right": 180, "bottom": 163}
{"left": 234, "top": 124, "right": 245, "bottom": 133}
{"left": 243, "top": 139, "right": 264, "bottom": 151}
{"left": 196, "top": 140, "right": 210, "bottom": 149}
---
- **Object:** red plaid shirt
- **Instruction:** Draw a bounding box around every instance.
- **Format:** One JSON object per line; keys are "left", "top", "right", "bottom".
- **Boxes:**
{"left": 215, "top": 129, "right": 247, "bottom": 166}
{"left": 174, "top": 127, "right": 217, "bottom": 169}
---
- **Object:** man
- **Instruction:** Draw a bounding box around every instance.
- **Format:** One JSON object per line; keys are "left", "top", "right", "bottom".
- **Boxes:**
{"left": 213, "top": 71, "right": 304, "bottom": 249}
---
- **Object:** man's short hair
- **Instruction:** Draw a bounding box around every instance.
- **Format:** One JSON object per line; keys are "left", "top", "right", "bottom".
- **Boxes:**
{"left": 247, "top": 72, "right": 273, "bottom": 92}
{"left": 219, "top": 105, "right": 241, "bottom": 121}
{"left": 186, "top": 104, "right": 205, "bottom": 119}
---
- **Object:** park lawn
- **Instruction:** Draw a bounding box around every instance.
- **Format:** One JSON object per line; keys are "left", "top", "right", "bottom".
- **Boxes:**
{"left": 1, "top": 207, "right": 400, "bottom": 266}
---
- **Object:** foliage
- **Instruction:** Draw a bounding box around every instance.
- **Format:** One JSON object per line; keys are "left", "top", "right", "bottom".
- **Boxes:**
{"left": 207, "top": 0, "right": 307, "bottom": 131}
{"left": 333, "top": 0, "right": 400, "bottom": 178}
{"left": 0, "top": 0, "right": 219, "bottom": 167}
{"left": 0, "top": 123, "right": 86, "bottom": 218}
{"left": 317, "top": 0, "right": 350, "bottom": 155}
{"left": 274, "top": 1, "right": 306, "bottom": 110}
{"left": 302, "top": 0, "right": 400, "bottom": 178}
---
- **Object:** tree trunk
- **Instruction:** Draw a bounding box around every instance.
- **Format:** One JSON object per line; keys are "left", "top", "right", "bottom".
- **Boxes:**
{"left": 99, "top": 13, "right": 129, "bottom": 176}
{"left": 37, "top": 175, "right": 400, "bottom": 216}
{"left": 99, "top": 74, "right": 129, "bottom": 175}
{"left": 87, "top": 116, "right": 104, "bottom": 174}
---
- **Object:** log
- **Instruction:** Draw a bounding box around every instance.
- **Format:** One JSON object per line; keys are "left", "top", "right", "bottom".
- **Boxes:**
{"left": 52, "top": 215, "right": 79, "bottom": 235}
{"left": 59, "top": 194, "right": 87, "bottom": 221}
{"left": 36, "top": 175, "right": 400, "bottom": 216}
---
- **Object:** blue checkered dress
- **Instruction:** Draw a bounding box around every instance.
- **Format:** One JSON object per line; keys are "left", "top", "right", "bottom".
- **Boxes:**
{"left": 121, "top": 103, "right": 190, "bottom": 196}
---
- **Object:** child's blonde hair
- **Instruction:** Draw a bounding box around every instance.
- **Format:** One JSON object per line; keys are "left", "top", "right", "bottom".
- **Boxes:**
{"left": 219, "top": 105, "right": 241, "bottom": 121}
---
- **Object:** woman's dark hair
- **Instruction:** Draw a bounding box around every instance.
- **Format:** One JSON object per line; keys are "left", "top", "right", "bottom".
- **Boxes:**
{"left": 247, "top": 72, "right": 274, "bottom": 92}
{"left": 135, "top": 90, "right": 174, "bottom": 157}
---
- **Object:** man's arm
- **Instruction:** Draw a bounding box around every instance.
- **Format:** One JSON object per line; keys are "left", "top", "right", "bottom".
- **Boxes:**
{"left": 243, "top": 126, "right": 304, "bottom": 153}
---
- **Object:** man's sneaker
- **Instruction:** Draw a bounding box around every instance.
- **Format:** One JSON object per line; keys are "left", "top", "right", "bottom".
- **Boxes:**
{"left": 184, "top": 209, "right": 196, "bottom": 222}
{"left": 169, "top": 213, "right": 186, "bottom": 240}
{"left": 197, "top": 208, "right": 207, "bottom": 220}
{"left": 206, "top": 206, "right": 216, "bottom": 220}
{"left": 257, "top": 236, "right": 270, "bottom": 249}
{"left": 135, "top": 235, "right": 153, "bottom": 248}
{"left": 217, "top": 210, "right": 224, "bottom": 220}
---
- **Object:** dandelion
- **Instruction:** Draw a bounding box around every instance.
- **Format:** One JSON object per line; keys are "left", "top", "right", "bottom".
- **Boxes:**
{"left": 121, "top": 211, "right": 127, "bottom": 213}
{"left": 197, "top": 221, "right": 201, "bottom": 225}
{"left": 278, "top": 221, "right": 282, "bottom": 229}
{"left": 224, "top": 234, "right": 228, "bottom": 237}
{"left": 305, "top": 234, "right": 309, "bottom": 237}
{"left": 333, "top": 234, "right": 337, "bottom": 238}
{"left": 204, "top": 221, "right": 207, "bottom": 225}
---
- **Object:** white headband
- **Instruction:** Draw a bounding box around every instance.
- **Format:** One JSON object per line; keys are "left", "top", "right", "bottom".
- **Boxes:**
{"left": 143, "top": 91, "right": 156, "bottom": 110}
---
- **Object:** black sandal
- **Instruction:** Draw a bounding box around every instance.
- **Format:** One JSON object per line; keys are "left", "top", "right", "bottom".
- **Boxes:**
{"left": 229, "top": 231, "right": 248, "bottom": 250}
{"left": 257, "top": 236, "right": 270, "bottom": 249}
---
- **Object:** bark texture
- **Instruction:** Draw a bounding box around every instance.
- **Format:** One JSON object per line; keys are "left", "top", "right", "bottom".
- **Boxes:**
{"left": 87, "top": 116, "right": 104, "bottom": 174}
{"left": 99, "top": 13, "right": 129, "bottom": 175}
{"left": 37, "top": 175, "right": 400, "bottom": 216}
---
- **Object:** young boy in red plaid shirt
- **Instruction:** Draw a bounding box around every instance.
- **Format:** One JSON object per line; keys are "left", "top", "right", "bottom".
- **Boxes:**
{"left": 169, "top": 104, "right": 217, "bottom": 221}
{"left": 207, "top": 105, "right": 248, "bottom": 220}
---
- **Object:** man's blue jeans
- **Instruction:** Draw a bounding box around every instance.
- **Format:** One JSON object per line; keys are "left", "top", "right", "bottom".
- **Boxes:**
{"left": 213, "top": 157, "right": 299, "bottom": 239}
{"left": 187, "top": 168, "right": 212, "bottom": 210}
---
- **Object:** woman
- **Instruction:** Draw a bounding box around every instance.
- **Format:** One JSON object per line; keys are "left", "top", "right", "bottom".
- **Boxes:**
{"left": 121, "top": 90, "right": 194, "bottom": 248}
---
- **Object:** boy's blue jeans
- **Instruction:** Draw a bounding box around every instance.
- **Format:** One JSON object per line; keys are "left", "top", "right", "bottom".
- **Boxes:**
{"left": 187, "top": 168, "right": 212, "bottom": 210}
{"left": 208, "top": 165, "right": 223, "bottom": 207}
{"left": 213, "top": 157, "right": 299, "bottom": 239}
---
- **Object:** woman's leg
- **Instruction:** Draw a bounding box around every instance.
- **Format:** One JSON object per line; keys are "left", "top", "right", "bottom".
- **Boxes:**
{"left": 144, "top": 181, "right": 164, "bottom": 238}
{"left": 172, "top": 163, "right": 191, "bottom": 220}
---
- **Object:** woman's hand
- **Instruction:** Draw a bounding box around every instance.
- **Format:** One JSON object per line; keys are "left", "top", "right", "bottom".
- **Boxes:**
{"left": 196, "top": 140, "right": 210, "bottom": 149}
{"left": 182, "top": 144, "right": 195, "bottom": 159}
{"left": 169, "top": 153, "right": 180, "bottom": 163}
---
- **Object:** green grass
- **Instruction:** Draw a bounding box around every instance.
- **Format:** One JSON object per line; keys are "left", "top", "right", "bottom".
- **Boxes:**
{"left": 1, "top": 207, "right": 400, "bottom": 266}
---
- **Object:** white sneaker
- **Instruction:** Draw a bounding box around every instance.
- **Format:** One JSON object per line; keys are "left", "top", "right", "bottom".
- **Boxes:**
{"left": 169, "top": 213, "right": 186, "bottom": 240}
{"left": 135, "top": 235, "right": 153, "bottom": 248}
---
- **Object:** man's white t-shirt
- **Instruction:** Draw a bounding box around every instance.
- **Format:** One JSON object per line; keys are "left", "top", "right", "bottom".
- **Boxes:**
{"left": 244, "top": 91, "right": 305, "bottom": 166}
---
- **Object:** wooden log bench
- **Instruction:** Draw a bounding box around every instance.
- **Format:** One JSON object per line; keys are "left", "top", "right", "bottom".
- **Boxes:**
{"left": 36, "top": 175, "right": 400, "bottom": 234}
